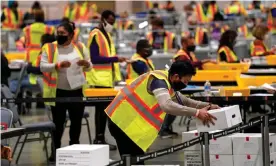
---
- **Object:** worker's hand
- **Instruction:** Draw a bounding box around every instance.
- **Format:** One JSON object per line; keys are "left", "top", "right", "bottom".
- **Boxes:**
{"left": 57, "top": 61, "right": 71, "bottom": 69}
{"left": 197, "top": 105, "right": 217, "bottom": 127}
{"left": 209, "top": 104, "right": 220, "bottom": 110}
{"left": 77, "top": 59, "right": 90, "bottom": 68}
{"left": 118, "top": 57, "right": 127, "bottom": 62}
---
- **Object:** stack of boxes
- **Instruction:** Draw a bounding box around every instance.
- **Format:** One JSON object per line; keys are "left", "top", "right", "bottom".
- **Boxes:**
{"left": 182, "top": 105, "right": 276, "bottom": 166}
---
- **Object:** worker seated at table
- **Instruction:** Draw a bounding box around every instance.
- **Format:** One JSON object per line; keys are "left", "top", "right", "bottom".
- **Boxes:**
{"left": 173, "top": 36, "right": 215, "bottom": 69}
{"left": 61, "top": 17, "right": 80, "bottom": 43}
{"left": 194, "top": 1, "right": 217, "bottom": 24}
{"left": 146, "top": 18, "right": 177, "bottom": 52}
{"left": 106, "top": 61, "right": 219, "bottom": 164}
{"left": 217, "top": 30, "right": 239, "bottom": 63}
{"left": 127, "top": 39, "right": 154, "bottom": 79}
{"left": 247, "top": 0, "right": 265, "bottom": 13}
{"left": 162, "top": 1, "right": 175, "bottom": 12}
{"left": 182, "top": 27, "right": 209, "bottom": 46}
{"left": 250, "top": 25, "right": 276, "bottom": 57}
{"left": 224, "top": 0, "right": 247, "bottom": 16}
{"left": 87, "top": 4, "right": 101, "bottom": 20}
{"left": 63, "top": 1, "right": 80, "bottom": 22}
{"left": 1, "top": 0, "right": 23, "bottom": 30}
{"left": 115, "top": 11, "right": 134, "bottom": 31}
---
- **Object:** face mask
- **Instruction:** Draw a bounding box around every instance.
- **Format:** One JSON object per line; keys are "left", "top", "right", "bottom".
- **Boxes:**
{"left": 144, "top": 48, "right": 153, "bottom": 58}
{"left": 187, "top": 45, "right": 196, "bottom": 52}
{"left": 103, "top": 20, "right": 113, "bottom": 33}
{"left": 171, "top": 81, "right": 187, "bottom": 91}
{"left": 56, "top": 35, "right": 68, "bottom": 45}
{"left": 246, "top": 22, "right": 254, "bottom": 28}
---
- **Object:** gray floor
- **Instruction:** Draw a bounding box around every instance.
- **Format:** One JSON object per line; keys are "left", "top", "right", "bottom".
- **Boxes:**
{"left": 6, "top": 106, "right": 196, "bottom": 166}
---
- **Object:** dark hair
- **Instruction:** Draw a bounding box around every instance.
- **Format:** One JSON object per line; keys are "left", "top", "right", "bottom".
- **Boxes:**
{"left": 169, "top": 61, "right": 196, "bottom": 77}
{"left": 41, "top": 34, "right": 56, "bottom": 46}
{"left": 57, "top": 22, "right": 75, "bottom": 36}
{"left": 151, "top": 18, "right": 164, "bottom": 28}
{"left": 218, "top": 30, "right": 237, "bottom": 51}
{"left": 181, "top": 35, "right": 193, "bottom": 44}
{"left": 33, "top": 9, "right": 44, "bottom": 22}
{"left": 32, "top": 1, "right": 41, "bottom": 10}
{"left": 61, "top": 17, "right": 76, "bottom": 31}
{"left": 136, "top": 39, "right": 149, "bottom": 53}
{"left": 101, "top": 10, "right": 116, "bottom": 20}
{"left": 153, "top": 3, "right": 159, "bottom": 8}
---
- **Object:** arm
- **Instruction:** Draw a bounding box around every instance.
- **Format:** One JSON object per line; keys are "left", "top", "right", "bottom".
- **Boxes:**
{"left": 40, "top": 51, "right": 56, "bottom": 72}
{"left": 150, "top": 78, "right": 197, "bottom": 116}
{"left": 89, "top": 37, "right": 119, "bottom": 64}
{"left": 82, "top": 45, "right": 93, "bottom": 72}
{"left": 131, "top": 61, "right": 149, "bottom": 75}
{"left": 1, "top": 12, "right": 5, "bottom": 22}
{"left": 26, "top": 63, "right": 42, "bottom": 75}
{"left": 177, "top": 92, "right": 209, "bottom": 109}
{"left": 1, "top": 55, "right": 11, "bottom": 78}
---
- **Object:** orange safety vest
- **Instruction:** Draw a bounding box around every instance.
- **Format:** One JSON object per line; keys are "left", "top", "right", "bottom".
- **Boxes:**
{"left": 78, "top": 2, "right": 89, "bottom": 21}
{"left": 195, "top": 3, "right": 211, "bottom": 23}
{"left": 173, "top": 49, "right": 198, "bottom": 62}
{"left": 64, "top": 4, "right": 79, "bottom": 21}
{"left": 217, "top": 46, "right": 238, "bottom": 62}
{"left": 181, "top": 31, "right": 190, "bottom": 38}
{"left": 238, "top": 25, "right": 248, "bottom": 38}
{"left": 250, "top": 40, "right": 269, "bottom": 57}
{"left": 2, "top": 8, "right": 23, "bottom": 29}
{"left": 146, "top": 31, "right": 175, "bottom": 52}
{"left": 208, "top": 4, "right": 219, "bottom": 20}
{"left": 145, "top": 0, "right": 153, "bottom": 9}
{"left": 127, "top": 53, "right": 155, "bottom": 79}
{"left": 195, "top": 27, "right": 206, "bottom": 45}
{"left": 116, "top": 20, "right": 134, "bottom": 30}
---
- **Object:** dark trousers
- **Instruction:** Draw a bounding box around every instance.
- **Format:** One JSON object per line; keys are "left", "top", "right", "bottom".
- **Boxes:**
{"left": 160, "top": 114, "right": 176, "bottom": 132}
{"left": 108, "top": 118, "right": 145, "bottom": 164}
{"left": 51, "top": 89, "right": 84, "bottom": 151}
{"left": 94, "top": 86, "right": 110, "bottom": 140}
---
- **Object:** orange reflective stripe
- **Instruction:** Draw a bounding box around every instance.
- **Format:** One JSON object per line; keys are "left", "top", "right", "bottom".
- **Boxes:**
{"left": 97, "top": 32, "right": 109, "bottom": 57}
{"left": 36, "top": 55, "right": 41, "bottom": 67}
{"left": 47, "top": 43, "right": 56, "bottom": 63}
{"left": 7, "top": 9, "right": 12, "bottom": 25}
{"left": 196, "top": 4, "right": 203, "bottom": 22}
{"left": 93, "top": 64, "right": 112, "bottom": 69}
{"left": 166, "top": 32, "right": 173, "bottom": 49}
{"left": 43, "top": 73, "right": 56, "bottom": 87}
{"left": 26, "top": 27, "right": 31, "bottom": 46}
{"left": 27, "top": 44, "right": 40, "bottom": 48}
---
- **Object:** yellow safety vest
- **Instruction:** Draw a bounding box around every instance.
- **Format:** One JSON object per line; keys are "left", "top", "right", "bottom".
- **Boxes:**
{"left": 238, "top": 25, "right": 249, "bottom": 38}
{"left": 217, "top": 46, "right": 238, "bottom": 62}
{"left": 145, "top": 0, "right": 153, "bottom": 9}
{"left": 146, "top": 31, "right": 175, "bottom": 52}
{"left": 173, "top": 49, "right": 198, "bottom": 62}
{"left": 195, "top": 27, "right": 206, "bottom": 45}
{"left": 115, "top": 20, "right": 134, "bottom": 30}
{"left": 23, "top": 23, "right": 55, "bottom": 84}
{"left": 195, "top": 3, "right": 212, "bottom": 23}
{"left": 105, "top": 70, "right": 174, "bottom": 152}
{"left": 64, "top": 4, "right": 79, "bottom": 21}
{"left": 2, "top": 8, "right": 23, "bottom": 29}
{"left": 86, "top": 28, "right": 121, "bottom": 87}
{"left": 250, "top": 41, "right": 269, "bottom": 57}
{"left": 73, "top": 28, "right": 80, "bottom": 43}
{"left": 127, "top": 53, "right": 155, "bottom": 79}
{"left": 42, "top": 41, "right": 86, "bottom": 106}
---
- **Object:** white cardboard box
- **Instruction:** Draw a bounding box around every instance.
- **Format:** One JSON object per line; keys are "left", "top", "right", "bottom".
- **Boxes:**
{"left": 231, "top": 133, "right": 276, "bottom": 155}
{"left": 233, "top": 153, "right": 276, "bottom": 166}
{"left": 196, "top": 105, "right": 242, "bottom": 132}
{"left": 184, "top": 151, "right": 202, "bottom": 166}
{"left": 182, "top": 130, "right": 232, "bottom": 154}
{"left": 56, "top": 144, "right": 109, "bottom": 166}
{"left": 210, "top": 155, "right": 233, "bottom": 166}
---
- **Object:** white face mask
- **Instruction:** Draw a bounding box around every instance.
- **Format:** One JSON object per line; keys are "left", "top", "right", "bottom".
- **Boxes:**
{"left": 103, "top": 20, "right": 113, "bottom": 33}
{"left": 246, "top": 22, "right": 254, "bottom": 28}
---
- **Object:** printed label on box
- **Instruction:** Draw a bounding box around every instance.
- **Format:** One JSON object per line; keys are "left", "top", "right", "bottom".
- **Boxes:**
{"left": 184, "top": 151, "right": 202, "bottom": 166}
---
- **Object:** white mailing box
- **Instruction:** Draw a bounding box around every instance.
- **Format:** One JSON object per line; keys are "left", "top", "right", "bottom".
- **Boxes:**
{"left": 56, "top": 144, "right": 109, "bottom": 166}
{"left": 184, "top": 151, "right": 202, "bottom": 166}
{"left": 233, "top": 153, "right": 276, "bottom": 166}
{"left": 231, "top": 133, "right": 276, "bottom": 155}
{"left": 196, "top": 105, "right": 242, "bottom": 132}
{"left": 210, "top": 155, "right": 233, "bottom": 166}
{"left": 182, "top": 130, "right": 232, "bottom": 154}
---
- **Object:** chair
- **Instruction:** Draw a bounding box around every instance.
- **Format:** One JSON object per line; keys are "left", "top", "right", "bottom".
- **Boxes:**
{"left": 1, "top": 84, "right": 55, "bottom": 165}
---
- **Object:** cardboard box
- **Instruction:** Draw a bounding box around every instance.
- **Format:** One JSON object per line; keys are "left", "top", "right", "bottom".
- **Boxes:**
{"left": 56, "top": 144, "right": 109, "bottom": 166}
{"left": 210, "top": 155, "right": 233, "bottom": 166}
{"left": 182, "top": 130, "right": 232, "bottom": 154}
{"left": 196, "top": 105, "right": 242, "bottom": 132}
{"left": 184, "top": 151, "right": 202, "bottom": 166}
{"left": 233, "top": 153, "right": 276, "bottom": 166}
{"left": 231, "top": 133, "right": 276, "bottom": 155}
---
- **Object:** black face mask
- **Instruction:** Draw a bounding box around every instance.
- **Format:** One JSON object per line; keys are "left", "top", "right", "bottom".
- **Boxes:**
{"left": 56, "top": 35, "right": 68, "bottom": 45}
{"left": 187, "top": 45, "right": 196, "bottom": 52}
{"left": 171, "top": 81, "right": 187, "bottom": 91}
{"left": 144, "top": 48, "right": 153, "bottom": 58}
